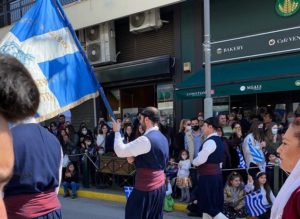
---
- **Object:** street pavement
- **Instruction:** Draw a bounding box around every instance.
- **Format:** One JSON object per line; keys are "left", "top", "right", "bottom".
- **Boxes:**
{"left": 59, "top": 195, "right": 190, "bottom": 219}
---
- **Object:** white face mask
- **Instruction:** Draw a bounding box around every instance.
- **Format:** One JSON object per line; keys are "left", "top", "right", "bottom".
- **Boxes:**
{"left": 181, "top": 155, "right": 187, "bottom": 160}
{"left": 186, "top": 126, "right": 191, "bottom": 131}
{"left": 287, "top": 117, "right": 294, "bottom": 124}
{"left": 271, "top": 128, "right": 278, "bottom": 135}
{"left": 82, "top": 130, "right": 87, "bottom": 135}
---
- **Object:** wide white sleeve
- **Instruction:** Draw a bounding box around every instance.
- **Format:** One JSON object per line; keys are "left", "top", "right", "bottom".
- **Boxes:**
{"left": 114, "top": 132, "right": 151, "bottom": 157}
{"left": 192, "top": 139, "right": 216, "bottom": 166}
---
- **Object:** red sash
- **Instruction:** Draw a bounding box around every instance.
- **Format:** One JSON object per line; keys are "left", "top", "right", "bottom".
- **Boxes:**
{"left": 197, "top": 163, "right": 221, "bottom": 176}
{"left": 135, "top": 168, "right": 165, "bottom": 192}
{"left": 4, "top": 190, "right": 60, "bottom": 219}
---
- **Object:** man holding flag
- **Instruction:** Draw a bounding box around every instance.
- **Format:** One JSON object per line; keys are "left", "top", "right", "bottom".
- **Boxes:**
{"left": 113, "top": 107, "right": 169, "bottom": 219}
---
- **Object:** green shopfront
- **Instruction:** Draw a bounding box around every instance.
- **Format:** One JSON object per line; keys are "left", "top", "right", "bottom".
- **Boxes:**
{"left": 176, "top": 0, "right": 300, "bottom": 118}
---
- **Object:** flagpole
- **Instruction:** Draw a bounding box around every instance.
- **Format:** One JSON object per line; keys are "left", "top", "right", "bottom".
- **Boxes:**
{"left": 53, "top": 0, "right": 116, "bottom": 121}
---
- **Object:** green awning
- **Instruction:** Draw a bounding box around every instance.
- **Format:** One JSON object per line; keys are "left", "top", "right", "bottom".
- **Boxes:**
{"left": 175, "top": 53, "right": 300, "bottom": 99}
{"left": 95, "top": 55, "right": 172, "bottom": 84}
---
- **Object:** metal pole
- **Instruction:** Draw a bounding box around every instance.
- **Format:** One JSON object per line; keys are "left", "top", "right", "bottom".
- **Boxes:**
{"left": 203, "top": 0, "right": 213, "bottom": 119}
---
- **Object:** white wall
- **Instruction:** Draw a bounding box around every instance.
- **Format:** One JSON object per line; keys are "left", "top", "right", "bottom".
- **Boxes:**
{"left": 65, "top": 0, "right": 184, "bottom": 29}
{"left": 0, "top": 0, "right": 184, "bottom": 38}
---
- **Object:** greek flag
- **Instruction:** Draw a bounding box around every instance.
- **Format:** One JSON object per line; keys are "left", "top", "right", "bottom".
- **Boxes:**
{"left": 245, "top": 190, "right": 267, "bottom": 216}
{"left": 0, "top": 0, "right": 113, "bottom": 122}
{"left": 124, "top": 186, "right": 134, "bottom": 199}
{"left": 236, "top": 147, "right": 246, "bottom": 169}
{"left": 248, "top": 137, "right": 264, "bottom": 164}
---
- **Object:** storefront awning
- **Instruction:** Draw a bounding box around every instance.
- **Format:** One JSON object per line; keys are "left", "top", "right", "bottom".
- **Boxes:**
{"left": 175, "top": 53, "right": 300, "bottom": 99}
{"left": 95, "top": 55, "right": 173, "bottom": 84}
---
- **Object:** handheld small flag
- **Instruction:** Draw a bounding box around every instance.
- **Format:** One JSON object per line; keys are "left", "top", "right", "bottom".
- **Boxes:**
{"left": 124, "top": 186, "right": 134, "bottom": 200}
{"left": 236, "top": 147, "right": 247, "bottom": 169}
{"left": 245, "top": 190, "right": 267, "bottom": 216}
{"left": 0, "top": 0, "right": 115, "bottom": 122}
{"left": 247, "top": 137, "right": 264, "bottom": 164}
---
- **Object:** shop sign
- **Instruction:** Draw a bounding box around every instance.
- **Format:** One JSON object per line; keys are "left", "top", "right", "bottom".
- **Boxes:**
{"left": 239, "top": 84, "right": 262, "bottom": 92}
{"left": 185, "top": 90, "right": 214, "bottom": 97}
{"left": 276, "top": 0, "right": 300, "bottom": 17}
{"left": 210, "top": 26, "right": 300, "bottom": 64}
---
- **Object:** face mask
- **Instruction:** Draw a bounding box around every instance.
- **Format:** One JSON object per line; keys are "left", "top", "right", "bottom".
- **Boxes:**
{"left": 181, "top": 155, "right": 187, "bottom": 160}
{"left": 287, "top": 118, "right": 294, "bottom": 124}
{"left": 192, "top": 125, "right": 199, "bottom": 131}
{"left": 271, "top": 128, "right": 278, "bottom": 135}
{"left": 186, "top": 125, "right": 191, "bottom": 131}
{"left": 82, "top": 130, "right": 87, "bottom": 135}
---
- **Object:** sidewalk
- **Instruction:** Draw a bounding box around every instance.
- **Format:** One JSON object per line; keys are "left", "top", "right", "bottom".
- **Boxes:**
{"left": 58, "top": 186, "right": 188, "bottom": 212}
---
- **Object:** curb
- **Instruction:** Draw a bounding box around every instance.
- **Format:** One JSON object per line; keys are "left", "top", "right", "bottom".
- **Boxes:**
{"left": 58, "top": 188, "right": 187, "bottom": 212}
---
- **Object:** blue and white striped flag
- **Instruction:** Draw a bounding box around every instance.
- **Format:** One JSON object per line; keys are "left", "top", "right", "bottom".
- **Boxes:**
{"left": 245, "top": 190, "right": 267, "bottom": 216}
{"left": 247, "top": 138, "right": 264, "bottom": 164}
{"left": 236, "top": 147, "right": 246, "bottom": 169}
{"left": 0, "top": 0, "right": 112, "bottom": 122}
{"left": 124, "top": 186, "right": 134, "bottom": 199}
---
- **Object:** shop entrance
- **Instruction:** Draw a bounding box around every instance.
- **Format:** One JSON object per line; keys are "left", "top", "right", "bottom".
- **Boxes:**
{"left": 120, "top": 85, "right": 155, "bottom": 118}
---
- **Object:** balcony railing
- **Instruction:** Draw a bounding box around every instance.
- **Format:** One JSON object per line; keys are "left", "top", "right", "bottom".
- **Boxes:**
{"left": 0, "top": 0, "right": 80, "bottom": 28}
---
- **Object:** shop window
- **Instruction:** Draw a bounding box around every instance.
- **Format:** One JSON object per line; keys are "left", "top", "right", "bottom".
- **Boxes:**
{"left": 157, "top": 84, "right": 174, "bottom": 127}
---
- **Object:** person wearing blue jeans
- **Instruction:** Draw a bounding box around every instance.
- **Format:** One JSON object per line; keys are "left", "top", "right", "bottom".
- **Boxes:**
{"left": 63, "top": 163, "right": 80, "bottom": 199}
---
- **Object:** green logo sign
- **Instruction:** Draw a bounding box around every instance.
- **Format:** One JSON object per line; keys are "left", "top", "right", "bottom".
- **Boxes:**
{"left": 276, "top": 0, "right": 300, "bottom": 17}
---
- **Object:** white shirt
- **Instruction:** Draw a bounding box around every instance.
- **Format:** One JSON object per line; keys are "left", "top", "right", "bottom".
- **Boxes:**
{"left": 177, "top": 159, "right": 191, "bottom": 177}
{"left": 192, "top": 132, "right": 218, "bottom": 167}
{"left": 114, "top": 126, "right": 159, "bottom": 158}
{"left": 260, "top": 186, "right": 275, "bottom": 206}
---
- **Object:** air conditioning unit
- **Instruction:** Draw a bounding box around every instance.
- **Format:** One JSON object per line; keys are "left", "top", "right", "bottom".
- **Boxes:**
{"left": 129, "top": 9, "right": 162, "bottom": 33}
{"left": 85, "top": 21, "right": 116, "bottom": 65}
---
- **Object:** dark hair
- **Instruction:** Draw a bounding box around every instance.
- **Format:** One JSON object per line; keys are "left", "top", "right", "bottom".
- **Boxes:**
{"left": 0, "top": 54, "right": 40, "bottom": 121}
{"left": 249, "top": 120, "right": 264, "bottom": 141}
{"left": 179, "top": 149, "right": 189, "bottom": 160}
{"left": 204, "top": 117, "right": 220, "bottom": 129}
{"left": 190, "top": 117, "right": 199, "bottom": 122}
{"left": 140, "top": 107, "right": 160, "bottom": 123}
{"left": 231, "top": 121, "right": 242, "bottom": 130}
{"left": 254, "top": 172, "right": 273, "bottom": 205}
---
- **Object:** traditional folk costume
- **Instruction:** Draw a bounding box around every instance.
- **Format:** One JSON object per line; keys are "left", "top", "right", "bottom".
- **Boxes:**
{"left": 4, "top": 123, "right": 62, "bottom": 219}
{"left": 114, "top": 126, "right": 169, "bottom": 219}
{"left": 193, "top": 133, "right": 227, "bottom": 219}
{"left": 271, "top": 160, "right": 300, "bottom": 219}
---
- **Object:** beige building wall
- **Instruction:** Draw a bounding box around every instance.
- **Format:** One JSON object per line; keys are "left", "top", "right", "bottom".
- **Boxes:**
{"left": 0, "top": 0, "right": 184, "bottom": 38}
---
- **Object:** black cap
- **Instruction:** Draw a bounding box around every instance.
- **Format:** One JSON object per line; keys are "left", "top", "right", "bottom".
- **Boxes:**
{"left": 204, "top": 117, "right": 220, "bottom": 129}
{"left": 140, "top": 107, "right": 160, "bottom": 123}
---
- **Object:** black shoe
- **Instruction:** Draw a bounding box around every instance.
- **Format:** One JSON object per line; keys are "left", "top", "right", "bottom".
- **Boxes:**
{"left": 187, "top": 212, "right": 201, "bottom": 217}
{"left": 63, "top": 194, "right": 70, "bottom": 198}
{"left": 71, "top": 194, "right": 77, "bottom": 199}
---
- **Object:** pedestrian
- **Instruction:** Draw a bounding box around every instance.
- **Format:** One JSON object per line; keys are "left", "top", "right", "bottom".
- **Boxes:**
{"left": 4, "top": 121, "right": 63, "bottom": 219}
{"left": 113, "top": 106, "right": 169, "bottom": 219}
{"left": 271, "top": 117, "right": 300, "bottom": 219}
{"left": 62, "top": 162, "right": 80, "bottom": 199}
{"left": 250, "top": 172, "right": 275, "bottom": 219}
{"left": 192, "top": 117, "right": 227, "bottom": 219}
{"left": 0, "top": 54, "right": 40, "bottom": 219}
{"left": 176, "top": 149, "right": 191, "bottom": 202}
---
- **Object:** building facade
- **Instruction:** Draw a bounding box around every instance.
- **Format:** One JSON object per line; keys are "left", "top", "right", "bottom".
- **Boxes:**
{"left": 0, "top": 0, "right": 299, "bottom": 131}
